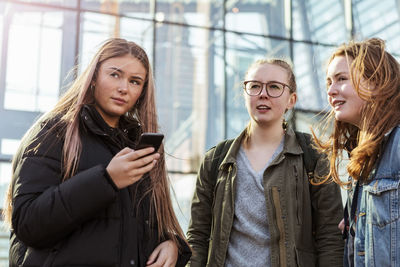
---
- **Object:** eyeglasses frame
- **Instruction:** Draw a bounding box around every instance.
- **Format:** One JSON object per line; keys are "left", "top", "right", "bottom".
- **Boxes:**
{"left": 243, "top": 80, "right": 292, "bottom": 98}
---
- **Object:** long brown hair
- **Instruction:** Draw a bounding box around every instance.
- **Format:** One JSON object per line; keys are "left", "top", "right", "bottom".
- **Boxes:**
{"left": 4, "top": 38, "right": 187, "bottom": 248}
{"left": 243, "top": 58, "right": 297, "bottom": 141}
{"left": 314, "top": 38, "right": 400, "bottom": 187}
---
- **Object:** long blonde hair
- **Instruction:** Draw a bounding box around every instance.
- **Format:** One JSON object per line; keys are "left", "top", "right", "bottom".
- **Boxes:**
{"left": 314, "top": 38, "right": 400, "bottom": 187}
{"left": 4, "top": 38, "right": 187, "bottom": 248}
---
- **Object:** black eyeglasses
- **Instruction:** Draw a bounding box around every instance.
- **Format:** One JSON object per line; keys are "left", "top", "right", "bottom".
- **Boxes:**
{"left": 243, "top": 80, "right": 291, "bottom": 98}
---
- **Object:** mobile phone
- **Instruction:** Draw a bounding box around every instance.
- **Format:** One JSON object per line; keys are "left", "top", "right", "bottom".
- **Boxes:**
{"left": 135, "top": 133, "right": 164, "bottom": 152}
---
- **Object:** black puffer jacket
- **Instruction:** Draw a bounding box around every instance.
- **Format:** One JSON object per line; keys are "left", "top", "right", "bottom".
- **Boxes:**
{"left": 9, "top": 105, "right": 191, "bottom": 267}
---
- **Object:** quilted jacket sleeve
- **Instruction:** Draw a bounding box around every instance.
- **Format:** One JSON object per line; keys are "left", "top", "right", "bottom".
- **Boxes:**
{"left": 11, "top": 125, "right": 118, "bottom": 249}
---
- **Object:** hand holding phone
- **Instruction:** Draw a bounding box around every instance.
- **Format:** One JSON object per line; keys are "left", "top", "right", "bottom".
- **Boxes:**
{"left": 135, "top": 133, "right": 164, "bottom": 152}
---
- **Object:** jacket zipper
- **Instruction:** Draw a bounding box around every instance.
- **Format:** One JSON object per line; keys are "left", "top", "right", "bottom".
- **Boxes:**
{"left": 272, "top": 187, "right": 287, "bottom": 267}
{"left": 294, "top": 165, "right": 300, "bottom": 224}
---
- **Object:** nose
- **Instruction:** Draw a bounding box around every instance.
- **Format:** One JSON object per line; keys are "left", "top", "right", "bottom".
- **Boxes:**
{"left": 118, "top": 80, "right": 129, "bottom": 94}
{"left": 259, "top": 84, "right": 269, "bottom": 97}
{"left": 327, "top": 83, "right": 338, "bottom": 97}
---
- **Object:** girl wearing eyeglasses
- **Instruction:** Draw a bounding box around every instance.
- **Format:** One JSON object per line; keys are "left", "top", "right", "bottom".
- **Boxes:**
{"left": 187, "top": 59, "right": 344, "bottom": 266}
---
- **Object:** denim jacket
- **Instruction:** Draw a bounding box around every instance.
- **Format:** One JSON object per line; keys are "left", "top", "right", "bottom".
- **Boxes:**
{"left": 345, "top": 125, "right": 400, "bottom": 267}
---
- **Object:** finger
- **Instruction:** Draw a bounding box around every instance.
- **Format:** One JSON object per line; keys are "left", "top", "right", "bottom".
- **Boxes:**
{"left": 126, "top": 147, "right": 155, "bottom": 161}
{"left": 146, "top": 246, "right": 160, "bottom": 265}
{"left": 338, "top": 219, "right": 345, "bottom": 230}
{"left": 146, "top": 256, "right": 166, "bottom": 267}
{"left": 127, "top": 153, "right": 160, "bottom": 170}
{"left": 116, "top": 147, "right": 133, "bottom": 157}
{"left": 129, "top": 160, "right": 158, "bottom": 180}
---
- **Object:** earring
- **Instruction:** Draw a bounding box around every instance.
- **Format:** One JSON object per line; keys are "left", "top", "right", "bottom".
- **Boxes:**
{"left": 282, "top": 118, "right": 288, "bottom": 130}
{"left": 90, "top": 84, "right": 95, "bottom": 91}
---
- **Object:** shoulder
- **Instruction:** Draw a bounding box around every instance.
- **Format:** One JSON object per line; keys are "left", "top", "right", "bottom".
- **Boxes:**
{"left": 382, "top": 125, "right": 400, "bottom": 166}
{"left": 22, "top": 117, "right": 66, "bottom": 159}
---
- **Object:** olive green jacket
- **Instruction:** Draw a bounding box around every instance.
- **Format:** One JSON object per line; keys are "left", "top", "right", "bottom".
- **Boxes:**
{"left": 187, "top": 128, "right": 344, "bottom": 267}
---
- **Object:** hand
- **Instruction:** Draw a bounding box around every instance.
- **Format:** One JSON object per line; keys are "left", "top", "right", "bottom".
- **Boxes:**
{"left": 106, "top": 147, "right": 160, "bottom": 189}
{"left": 146, "top": 240, "right": 178, "bottom": 267}
{"left": 338, "top": 218, "right": 348, "bottom": 233}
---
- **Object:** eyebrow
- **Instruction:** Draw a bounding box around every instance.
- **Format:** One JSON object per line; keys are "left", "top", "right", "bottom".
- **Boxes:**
{"left": 108, "top": 66, "right": 145, "bottom": 81}
{"left": 328, "top": 71, "right": 348, "bottom": 79}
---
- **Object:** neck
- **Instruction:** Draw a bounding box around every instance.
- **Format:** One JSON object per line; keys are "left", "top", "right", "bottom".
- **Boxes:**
{"left": 246, "top": 120, "right": 285, "bottom": 147}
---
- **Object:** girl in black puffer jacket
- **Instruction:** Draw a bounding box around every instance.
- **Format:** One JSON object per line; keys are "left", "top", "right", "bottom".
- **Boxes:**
{"left": 5, "top": 38, "right": 191, "bottom": 267}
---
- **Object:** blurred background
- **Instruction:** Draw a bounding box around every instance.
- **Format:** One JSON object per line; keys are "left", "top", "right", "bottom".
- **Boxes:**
{"left": 0, "top": 0, "right": 399, "bottom": 263}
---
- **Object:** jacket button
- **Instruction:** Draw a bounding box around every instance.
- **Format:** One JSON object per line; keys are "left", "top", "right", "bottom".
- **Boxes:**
{"left": 130, "top": 259, "right": 135, "bottom": 265}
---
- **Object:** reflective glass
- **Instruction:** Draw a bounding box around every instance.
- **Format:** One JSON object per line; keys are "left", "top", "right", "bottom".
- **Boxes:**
{"left": 79, "top": 12, "right": 154, "bottom": 70}
{"left": 0, "top": 3, "right": 4, "bottom": 76}
{"left": 294, "top": 110, "right": 347, "bottom": 205}
{"left": 158, "top": 0, "right": 223, "bottom": 28}
{"left": 353, "top": 0, "right": 400, "bottom": 54}
{"left": 81, "top": 0, "right": 152, "bottom": 19}
{"left": 0, "top": 161, "right": 12, "bottom": 207}
{"left": 3, "top": 6, "right": 70, "bottom": 112}
{"left": 293, "top": 43, "right": 334, "bottom": 111}
{"left": 12, "top": 0, "right": 77, "bottom": 8}
{"left": 292, "top": 0, "right": 346, "bottom": 44}
{"left": 226, "top": 0, "right": 288, "bottom": 37}
{"left": 226, "top": 32, "right": 290, "bottom": 138}
{"left": 155, "top": 24, "right": 224, "bottom": 172}
{"left": 169, "top": 172, "right": 197, "bottom": 232}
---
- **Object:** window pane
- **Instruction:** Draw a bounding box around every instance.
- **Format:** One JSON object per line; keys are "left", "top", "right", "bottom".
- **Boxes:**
{"left": 353, "top": 0, "right": 400, "bottom": 54}
{"left": 4, "top": 7, "right": 67, "bottom": 112}
{"left": 14, "top": 0, "right": 77, "bottom": 8}
{"left": 79, "top": 12, "right": 154, "bottom": 74}
{"left": 226, "top": 33, "right": 290, "bottom": 138}
{"left": 226, "top": 0, "right": 288, "bottom": 37}
{"left": 293, "top": 43, "right": 334, "bottom": 111}
{"left": 170, "top": 173, "right": 196, "bottom": 233}
{"left": 155, "top": 24, "right": 224, "bottom": 172}
{"left": 157, "top": 0, "right": 223, "bottom": 28}
{"left": 81, "top": 0, "right": 152, "bottom": 19}
{"left": 1, "top": 138, "right": 20, "bottom": 155}
{"left": 293, "top": 0, "right": 346, "bottom": 44}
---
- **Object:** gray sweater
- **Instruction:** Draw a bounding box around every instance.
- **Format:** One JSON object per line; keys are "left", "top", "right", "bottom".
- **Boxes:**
{"left": 225, "top": 141, "right": 283, "bottom": 267}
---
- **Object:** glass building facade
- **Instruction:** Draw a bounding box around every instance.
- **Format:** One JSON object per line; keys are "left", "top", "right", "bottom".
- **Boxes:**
{"left": 0, "top": 0, "right": 399, "bottom": 263}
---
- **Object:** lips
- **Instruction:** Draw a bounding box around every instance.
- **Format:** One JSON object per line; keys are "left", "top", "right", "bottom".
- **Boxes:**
{"left": 331, "top": 99, "right": 345, "bottom": 108}
{"left": 256, "top": 104, "right": 271, "bottom": 110}
{"left": 111, "top": 97, "right": 127, "bottom": 104}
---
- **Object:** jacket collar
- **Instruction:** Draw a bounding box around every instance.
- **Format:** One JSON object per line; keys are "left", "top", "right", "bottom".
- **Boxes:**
{"left": 219, "top": 127, "right": 303, "bottom": 170}
{"left": 80, "top": 105, "right": 141, "bottom": 140}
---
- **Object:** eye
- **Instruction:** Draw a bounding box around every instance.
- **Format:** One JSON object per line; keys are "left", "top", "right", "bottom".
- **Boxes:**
{"left": 110, "top": 72, "right": 119, "bottom": 78}
{"left": 338, "top": 76, "right": 347, "bottom": 81}
{"left": 130, "top": 79, "right": 141, "bottom": 85}
{"left": 250, "top": 83, "right": 261, "bottom": 89}
{"left": 326, "top": 79, "right": 332, "bottom": 89}
{"left": 267, "top": 83, "right": 283, "bottom": 91}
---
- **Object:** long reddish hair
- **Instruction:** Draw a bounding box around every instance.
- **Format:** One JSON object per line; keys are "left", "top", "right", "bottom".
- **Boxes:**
{"left": 313, "top": 38, "right": 400, "bottom": 187}
{"left": 4, "top": 38, "right": 187, "bottom": 249}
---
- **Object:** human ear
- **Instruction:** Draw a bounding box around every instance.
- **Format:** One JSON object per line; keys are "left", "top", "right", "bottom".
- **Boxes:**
{"left": 286, "top": 92, "right": 297, "bottom": 110}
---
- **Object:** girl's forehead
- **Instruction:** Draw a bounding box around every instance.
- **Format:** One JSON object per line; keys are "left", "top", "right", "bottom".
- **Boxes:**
{"left": 327, "top": 56, "right": 351, "bottom": 77}
{"left": 247, "top": 63, "right": 288, "bottom": 81}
